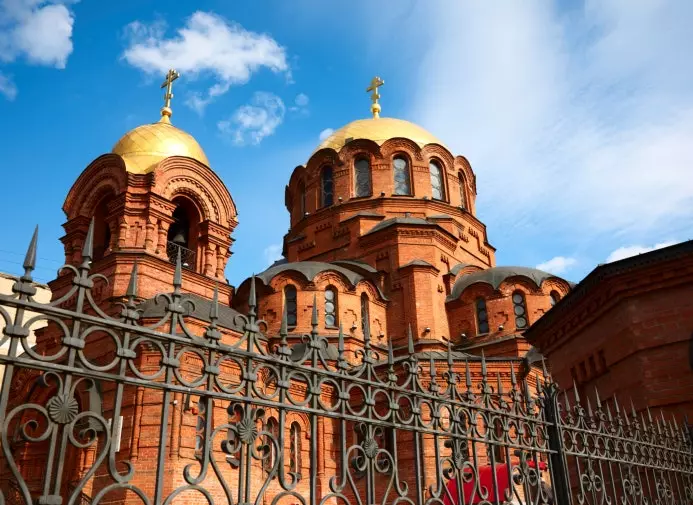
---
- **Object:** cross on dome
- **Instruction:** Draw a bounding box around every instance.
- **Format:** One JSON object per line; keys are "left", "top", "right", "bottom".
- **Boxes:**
{"left": 366, "top": 76, "right": 384, "bottom": 118}
{"left": 160, "top": 69, "right": 180, "bottom": 123}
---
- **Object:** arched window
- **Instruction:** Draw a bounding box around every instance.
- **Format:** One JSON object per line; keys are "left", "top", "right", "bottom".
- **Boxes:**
{"left": 284, "top": 285, "right": 297, "bottom": 328}
{"left": 475, "top": 298, "right": 489, "bottom": 335}
{"left": 360, "top": 293, "right": 370, "bottom": 339}
{"left": 458, "top": 171, "right": 467, "bottom": 208}
{"left": 264, "top": 417, "right": 279, "bottom": 473}
{"left": 92, "top": 195, "right": 113, "bottom": 261}
{"left": 429, "top": 160, "right": 446, "bottom": 201}
{"left": 321, "top": 166, "right": 334, "bottom": 207}
{"left": 167, "top": 197, "right": 201, "bottom": 271}
{"left": 298, "top": 181, "right": 306, "bottom": 217}
{"left": 393, "top": 156, "right": 411, "bottom": 195}
{"left": 512, "top": 291, "right": 528, "bottom": 329}
{"left": 290, "top": 422, "right": 302, "bottom": 477}
{"left": 550, "top": 290, "right": 560, "bottom": 307}
{"left": 325, "top": 287, "right": 338, "bottom": 327}
{"left": 354, "top": 158, "right": 371, "bottom": 197}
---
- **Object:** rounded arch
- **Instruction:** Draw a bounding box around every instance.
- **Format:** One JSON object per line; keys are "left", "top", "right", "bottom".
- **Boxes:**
{"left": 497, "top": 276, "right": 544, "bottom": 296}
{"left": 311, "top": 271, "right": 354, "bottom": 292}
{"left": 63, "top": 155, "right": 128, "bottom": 219}
{"left": 155, "top": 158, "right": 237, "bottom": 228}
{"left": 355, "top": 279, "right": 382, "bottom": 302}
{"left": 421, "top": 144, "right": 456, "bottom": 172}
{"left": 379, "top": 137, "right": 424, "bottom": 161}
{"left": 337, "top": 138, "right": 383, "bottom": 164}
{"left": 454, "top": 155, "right": 476, "bottom": 195}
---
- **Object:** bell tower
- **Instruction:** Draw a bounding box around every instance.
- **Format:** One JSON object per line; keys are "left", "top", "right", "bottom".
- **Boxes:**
{"left": 51, "top": 70, "right": 238, "bottom": 307}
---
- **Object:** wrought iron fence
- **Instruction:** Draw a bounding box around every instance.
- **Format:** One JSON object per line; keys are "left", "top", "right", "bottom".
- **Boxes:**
{"left": 0, "top": 225, "right": 691, "bottom": 505}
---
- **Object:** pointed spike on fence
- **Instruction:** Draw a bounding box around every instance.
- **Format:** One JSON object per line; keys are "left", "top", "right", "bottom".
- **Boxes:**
{"left": 673, "top": 414, "right": 680, "bottom": 433}
{"left": 248, "top": 274, "right": 257, "bottom": 311}
{"left": 606, "top": 401, "right": 613, "bottom": 422}
{"left": 173, "top": 248, "right": 183, "bottom": 289}
{"left": 613, "top": 395, "right": 620, "bottom": 414}
{"left": 126, "top": 262, "right": 139, "bottom": 298}
{"left": 541, "top": 356, "right": 549, "bottom": 378}
{"left": 465, "top": 358, "right": 472, "bottom": 389}
{"left": 630, "top": 398, "right": 637, "bottom": 418}
{"left": 82, "top": 218, "right": 95, "bottom": 262}
{"left": 496, "top": 373, "right": 503, "bottom": 395}
{"left": 534, "top": 372, "right": 542, "bottom": 395}
{"left": 572, "top": 380, "right": 581, "bottom": 404}
{"left": 564, "top": 391, "right": 571, "bottom": 413}
{"left": 447, "top": 340, "right": 453, "bottom": 368}
{"left": 647, "top": 406, "right": 653, "bottom": 423}
{"left": 22, "top": 225, "right": 38, "bottom": 277}
{"left": 279, "top": 300, "right": 288, "bottom": 338}
{"left": 337, "top": 323, "right": 345, "bottom": 355}
{"left": 480, "top": 350, "right": 487, "bottom": 378}
{"left": 429, "top": 355, "right": 436, "bottom": 378}
{"left": 510, "top": 364, "right": 517, "bottom": 387}
{"left": 594, "top": 387, "right": 602, "bottom": 410}
{"left": 210, "top": 284, "right": 219, "bottom": 321}
{"left": 388, "top": 338, "right": 394, "bottom": 366}
{"left": 311, "top": 293, "right": 319, "bottom": 328}
{"left": 407, "top": 324, "right": 415, "bottom": 355}
{"left": 586, "top": 396, "right": 594, "bottom": 418}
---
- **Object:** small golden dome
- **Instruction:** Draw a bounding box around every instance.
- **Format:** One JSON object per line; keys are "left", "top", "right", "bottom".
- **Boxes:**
{"left": 316, "top": 117, "right": 446, "bottom": 153}
{"left": 112, "top": 120, "right": 210, "bottom": 174}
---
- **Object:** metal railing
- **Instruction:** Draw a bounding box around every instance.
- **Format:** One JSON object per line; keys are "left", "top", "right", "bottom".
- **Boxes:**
{"left": 166, "top": 240, "right": 196, "bottom": 270}
{"left": 0, "top": 223, "right": 692, "bottom": 504}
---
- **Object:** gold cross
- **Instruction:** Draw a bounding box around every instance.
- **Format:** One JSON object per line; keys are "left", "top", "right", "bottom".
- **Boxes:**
{"left": 366, "top": 76, "right": 384, "bottom": 118}
{"left": 160, "top": 69, "right": 180, "bottom": 122}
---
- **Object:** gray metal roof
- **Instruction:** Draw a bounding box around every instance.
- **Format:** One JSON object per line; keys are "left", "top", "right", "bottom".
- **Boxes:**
{"left": 446, "top": 266, "right": 561, "bottom": 302}
{"left": 256, "top": 261, "right": 364, "bottom": 287}
{"left": 399, "top": 259, "right": 436, "bottom": 269}
{"left": 363, "top": 216, "right": 433, "bottom": 235}
{"left": 449, "top": 263, "right": 472, "bottom": 276}
{"left": 331, "top": 259, "right": 379, "bottom": 274}
{"left": 139, "top": 293, "right": 244, "bottom": 331}
{"left": 249, "top": 260, "right": 388, "bottom": 300}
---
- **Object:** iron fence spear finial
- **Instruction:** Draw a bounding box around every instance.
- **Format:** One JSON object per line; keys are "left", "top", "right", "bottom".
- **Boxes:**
{"left": 173, "top": 248, "right": 183, "bottom": 291}
{"left": 126, "top": 262, "right": 139, "bottom": 299}
{"left": 22, "top": 225, "right": 38, "bottom": 281}
{"left": 82, "top": 218, "right": 95, "bottom": 266}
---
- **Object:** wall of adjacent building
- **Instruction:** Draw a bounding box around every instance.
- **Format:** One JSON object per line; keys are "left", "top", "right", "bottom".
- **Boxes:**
{"left": 0, "top": 272, "right": 52, "bottom": 386}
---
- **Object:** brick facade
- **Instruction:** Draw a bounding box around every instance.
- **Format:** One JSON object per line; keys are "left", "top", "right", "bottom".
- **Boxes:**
{"left": 7, "top": 113, "right": 564, "bottom": 502}
{"left": 525, "top": 241, "right": 693, "bottom": 419}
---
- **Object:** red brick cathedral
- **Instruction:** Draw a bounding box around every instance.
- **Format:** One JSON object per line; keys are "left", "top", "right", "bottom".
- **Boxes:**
{"left": 9, "top": 74, "right": 576, "bottom": 502}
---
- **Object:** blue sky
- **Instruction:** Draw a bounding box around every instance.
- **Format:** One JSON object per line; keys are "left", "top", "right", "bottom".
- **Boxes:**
{"left": 0, "top": 0, "right": 692, "bottom": 287}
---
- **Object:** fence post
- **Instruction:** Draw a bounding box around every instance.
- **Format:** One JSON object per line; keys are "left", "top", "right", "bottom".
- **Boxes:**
{"left": 543, "top": 382, "right": 572, "bottom": 505}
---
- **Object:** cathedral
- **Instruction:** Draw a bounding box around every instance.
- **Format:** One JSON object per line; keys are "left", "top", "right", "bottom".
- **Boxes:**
{"left": 4, "top": 71, "right": 576, "bottom": 503}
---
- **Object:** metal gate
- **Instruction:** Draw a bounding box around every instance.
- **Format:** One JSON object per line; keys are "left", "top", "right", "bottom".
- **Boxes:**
{"left": 0, "top": 229, "right": 692, "bottom": 505}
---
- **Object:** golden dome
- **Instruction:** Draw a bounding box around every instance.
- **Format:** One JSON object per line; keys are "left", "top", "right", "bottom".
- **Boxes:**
{"left": 316, "top": 117, "right": 446, "bottom": 153}
{"left": 112, "top": 120, "right": 209, "bottom": 174}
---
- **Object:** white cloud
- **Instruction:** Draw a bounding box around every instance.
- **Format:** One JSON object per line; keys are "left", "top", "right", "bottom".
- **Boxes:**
{"left": 536, "top": 256, "right": 577, "bottom": 275}
{"left": 606, "top": 241, "right": 677, "bottom": 263}
{"left": 122, "top": 12, "right": 289, "bottom": 112}
{"left": 319, "top": 128, "right": 334, "bottom": 141}
{"left": 263, "top": 243, "right": 283, "bottom": 266}
{"left": 289, "top": 92, "right": 309, "bottom": 114}
{"left": 408, "top": 1, "right": 693, "bottom": 247}
{"left": 0, "top": 0, "right": 77, "bottom": 98}
{"left": 0, "top": 72, "right": 17, "bottom": 100}
{"left": 218, "top": 92, "right": 285, "bottom": 146}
